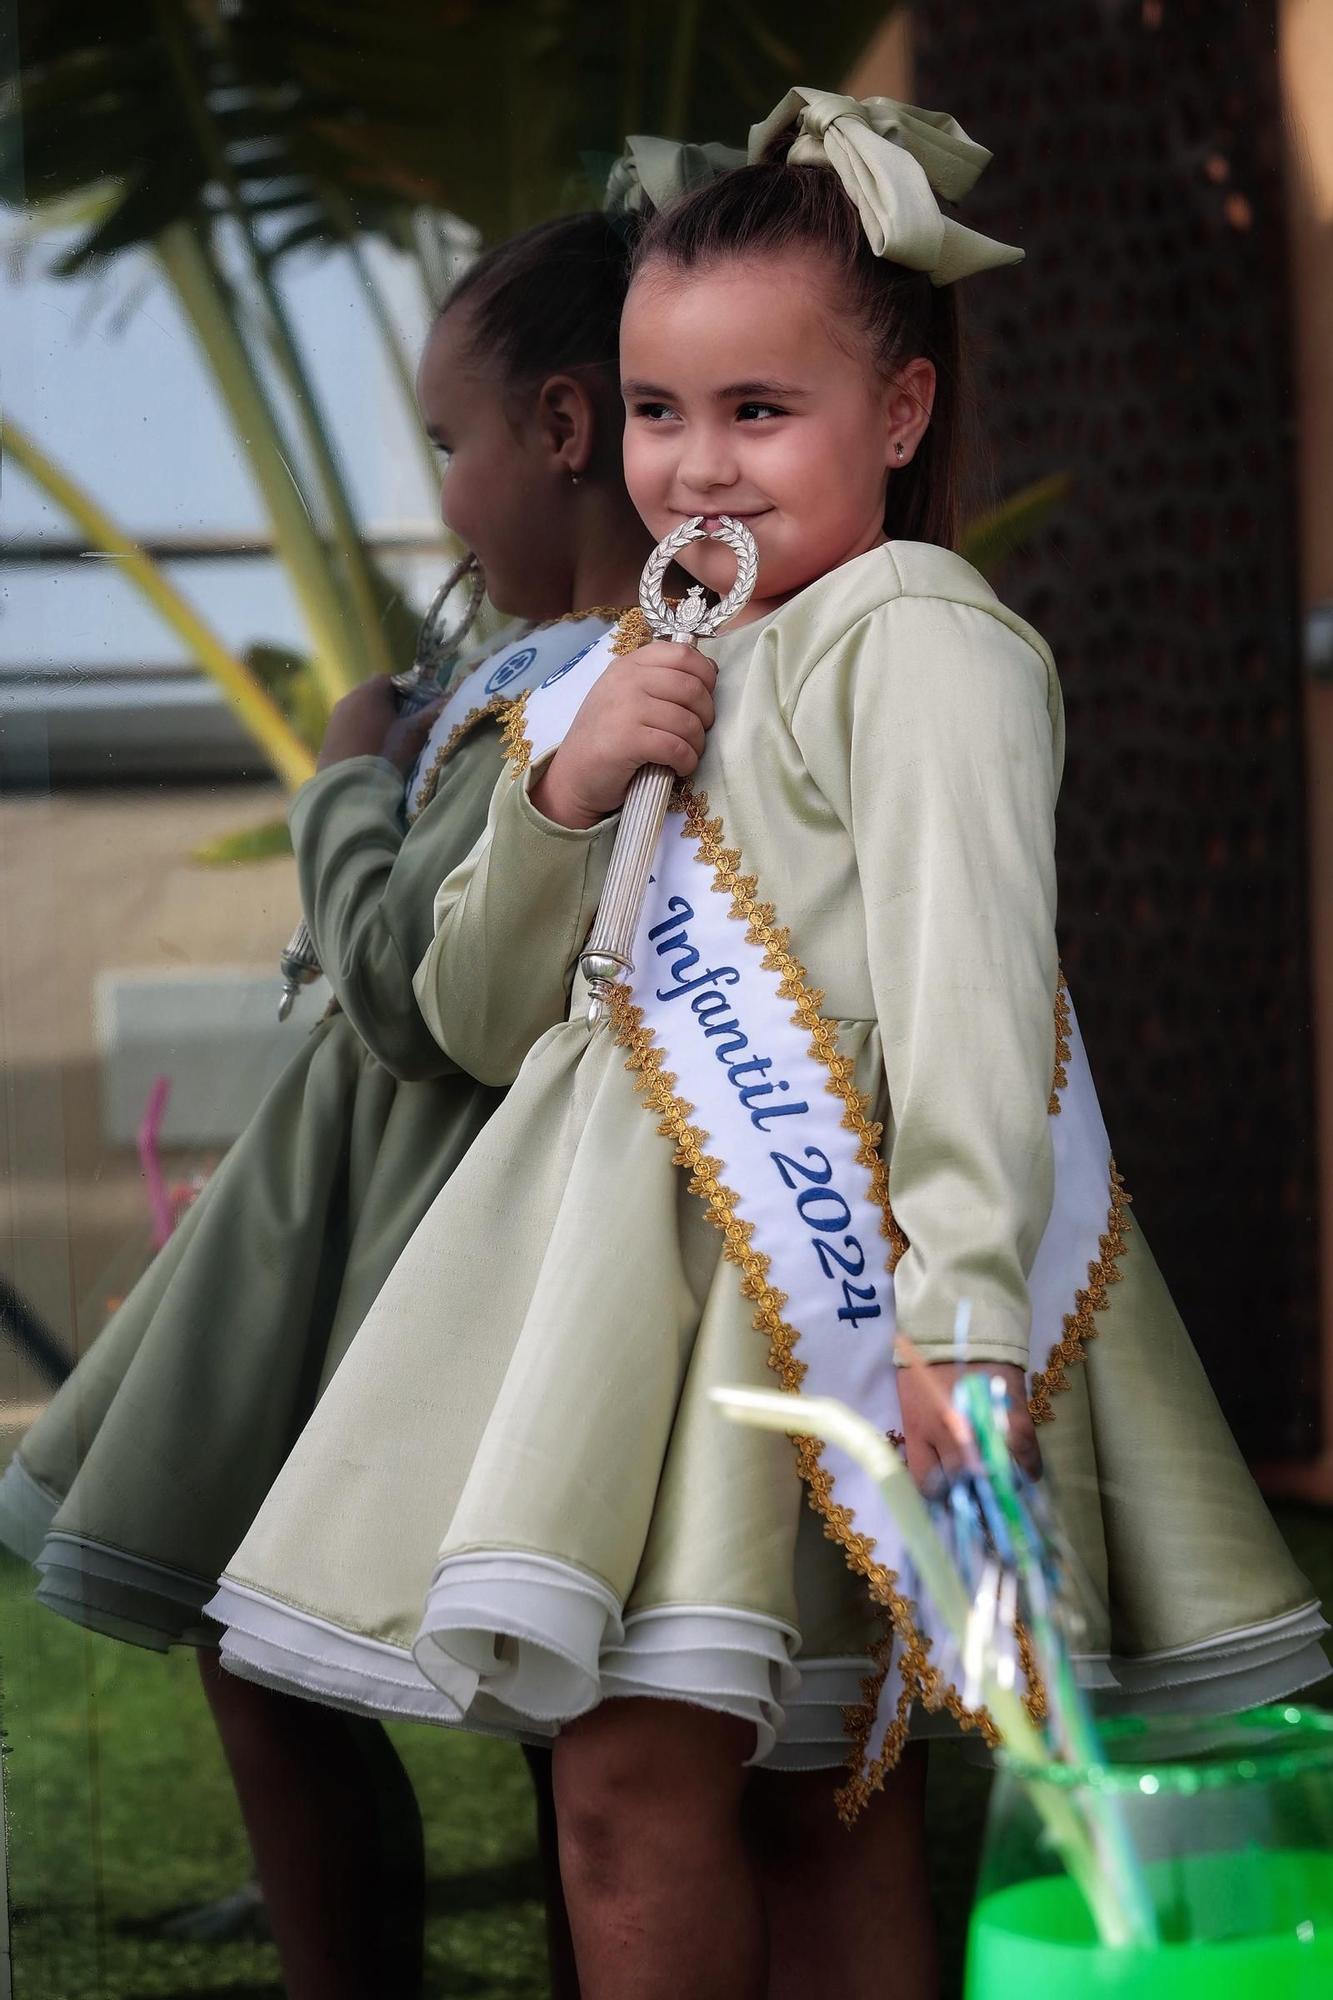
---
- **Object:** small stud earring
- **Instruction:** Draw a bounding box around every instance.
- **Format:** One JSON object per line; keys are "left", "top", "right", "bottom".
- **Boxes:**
{"left": 894, "top": 442, "right": 906, "bottom": 461}
{"left": 570, "top": 471, "right": 583, "bottom": 487}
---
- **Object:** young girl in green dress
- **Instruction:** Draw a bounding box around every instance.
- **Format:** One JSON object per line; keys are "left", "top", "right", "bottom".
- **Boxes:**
{"left": 0, "top": 207, "right": 660, "bottom": 1999}
{"left": 211, "top": 92, "right": 1326, "bottom": 1998}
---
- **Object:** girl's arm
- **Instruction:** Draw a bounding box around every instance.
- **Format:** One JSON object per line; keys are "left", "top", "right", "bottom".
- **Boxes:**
{"left": 415, "top": 637, "right": 716, "bottom": 1083}
{"left": 290, "top": 734, "right": 504, "bottom": 1082}
{"left": 795, "top": 594, "right": 1061, "bottom": 1370}
{"left": 413, "top": 756, "right": 617, "bottom": 1085}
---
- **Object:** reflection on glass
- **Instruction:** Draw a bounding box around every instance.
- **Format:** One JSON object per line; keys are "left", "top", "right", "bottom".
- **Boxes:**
{"left": 2, "top": 7, "right": 1332, "bottom": 2000}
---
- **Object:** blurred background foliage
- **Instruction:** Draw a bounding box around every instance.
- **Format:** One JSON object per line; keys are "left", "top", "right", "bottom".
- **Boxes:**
{"left": 2, "top": 0, "right": 1058, "bottom": 829}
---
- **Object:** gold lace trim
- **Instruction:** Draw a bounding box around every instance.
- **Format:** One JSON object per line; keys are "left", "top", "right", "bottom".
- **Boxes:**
{"left": 1017, "top": 1621, "right": 1048, "bottom": 1722}
{"left": 500, "top": 608, "right": 651, "bottom": 781}
{"left": 611, "top": 605, "right": 655, "bottom": 655}
{"left": 606, "top": 784, "right": 1000, "bottom": 1820}
{"left": 554, "top": 603, "right": 626, "bottom": 625}
{"left": 1050, "top": 972, "right": 1072, "bottom": 1115}
{"left": 408, "top": 698, "right": 506, "bottom": 824}
{"left": 415, "top": 608, "right": 627, "bottom": 809}
{"left": 498, "top": 662, "right": 1114, "bottom": 1798}
{"left": 499, "top": 689, "right": 533, "bottom": 775}
{"left": 1028, "top": 1164, "right": 1132, "bottom": 1424}
{"left": 498, "top": 608, "right": 652, "bottom": 780}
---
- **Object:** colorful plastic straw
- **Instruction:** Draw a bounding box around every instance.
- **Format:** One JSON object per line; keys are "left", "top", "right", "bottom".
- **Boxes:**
{"left": 710, "top": 1382, "right": 1157, "bottom": 1947}
{"left": 946, "top": 1365, "right": 1157, "bottom": 1945}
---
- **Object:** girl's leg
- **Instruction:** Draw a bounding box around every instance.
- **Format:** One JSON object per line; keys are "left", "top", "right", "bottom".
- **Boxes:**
{"left": 522, "top": 1744, "right": 582, "bottom": 1999}
{"left": 553, "top": 1697, "right": 766, "bottom": 2000}
{"left": 745, "top": 1745, "right": 937, "bottom": 2000}
{"left": 197, "top": 1649, "right": 425, "bottom": 2000}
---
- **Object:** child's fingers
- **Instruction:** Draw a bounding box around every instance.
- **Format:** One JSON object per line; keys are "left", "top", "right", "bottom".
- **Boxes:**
{"left": 637, "top": 722, "right": 705, "bottom": 776}
{"left": 1006, "top": 1410, "right": 1044, "bottom": 1483}
{"left": 632, "top": 641, "right": 718, "bottom": 688}
{"left": 645, "top": 700, "right": 708, "bottom": 758}
{"left": 333, "top": 672, "right": 397, "bottom": 714}
{"left": 640, "top": 667, "right": 716, "bottom": 727}
{"left": 402, "top": 698, "right": 445, "bottom": 745}
{"left": 903, "top": 1427, "right": 943, "bottom": 1494}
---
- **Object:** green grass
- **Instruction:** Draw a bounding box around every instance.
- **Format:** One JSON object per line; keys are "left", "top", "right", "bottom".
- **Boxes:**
{"left": 3, "top": 1515, "right": 1331, "bottom": 1998}
{"left": 0, "top": 1549, "right": 549, "bottom": 1998}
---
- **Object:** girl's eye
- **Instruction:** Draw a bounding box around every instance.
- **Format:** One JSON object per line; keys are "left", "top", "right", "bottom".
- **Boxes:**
{"left": 632, "top": 401, "right": 677, "bottom": 423}
{"left": 736, "top": 402, "right": 785, "bottom": 422}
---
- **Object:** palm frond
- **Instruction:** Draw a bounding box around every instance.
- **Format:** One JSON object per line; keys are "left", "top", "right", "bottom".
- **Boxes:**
{"left": 961, "top": 475, "right": 1071, "bottom": 580}
{"left": 192, "top": 816, "right": 295, "bottom": 866}
{"left": 3, "top": 412, "right": 316, "bottom": 790}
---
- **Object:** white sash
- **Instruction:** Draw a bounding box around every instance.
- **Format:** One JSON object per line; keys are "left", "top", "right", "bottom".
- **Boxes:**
{"left": 404, "top": 613, "right": 614, "bottom": 819}
{"left": 515, "top": 624, "right": 1127, "bottom": 1797}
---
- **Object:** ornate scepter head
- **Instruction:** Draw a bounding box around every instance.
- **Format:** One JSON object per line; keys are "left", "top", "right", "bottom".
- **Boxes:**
{"left": 639, "top": 514, "right": 758, "bottom": 644}
{"left": 390, "top": 549, "right": 487, "bottom": 711}
{"left": 580, "top": 515, "right": 758, "bottom": 1026}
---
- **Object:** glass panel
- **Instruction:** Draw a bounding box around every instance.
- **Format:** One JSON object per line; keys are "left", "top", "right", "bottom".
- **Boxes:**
{"left": 1, "top": 8, "right": 1329, "bottom": 1999}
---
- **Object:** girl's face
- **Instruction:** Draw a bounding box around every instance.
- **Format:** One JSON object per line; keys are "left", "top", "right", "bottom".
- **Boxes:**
{"left": 417, "top": 307, "right": 566, "bottom": 619}
{"left": 620, "top": 250, "right": 929, "bottom": 619}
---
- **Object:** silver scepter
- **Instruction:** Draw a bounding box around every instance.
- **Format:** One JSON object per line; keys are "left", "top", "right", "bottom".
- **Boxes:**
{"left": 277, "top": 551, "right": 486, "bottom": 1021}
{"left": 579, "top": 514, "right": 758, "bottom": 1027}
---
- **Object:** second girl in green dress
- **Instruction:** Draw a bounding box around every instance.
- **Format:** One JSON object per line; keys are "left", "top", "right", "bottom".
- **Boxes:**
{"left": 0, "top": 205, "right": 659, "bottom": 2000}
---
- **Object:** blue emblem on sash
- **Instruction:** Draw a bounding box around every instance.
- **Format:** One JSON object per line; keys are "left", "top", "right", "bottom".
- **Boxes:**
{"left": 484, "top": 646, "right": 538, "bottom": 694}
{"left": 540, "top": 638, "right": 599, "bottom": 689}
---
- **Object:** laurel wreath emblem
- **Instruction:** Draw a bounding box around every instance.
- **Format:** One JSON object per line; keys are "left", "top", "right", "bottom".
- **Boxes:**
{"left": 639, "top": 514, "right": 760, "bottom": 642}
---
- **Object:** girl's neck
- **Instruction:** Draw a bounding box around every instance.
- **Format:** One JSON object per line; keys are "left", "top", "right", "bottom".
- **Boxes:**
{"left": 567, "top": 485, "right": 656, "bottom": 614}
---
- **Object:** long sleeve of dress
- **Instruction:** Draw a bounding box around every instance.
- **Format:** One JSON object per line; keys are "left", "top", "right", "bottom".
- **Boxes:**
{"left": 289, "top": 739, "right": 504, "bottom": 1082}
{"left": 791, "top": 591, "right": 1062, "bottom": 1367}
{"left": 414, "top": 758, "right": 618, "bottom": 1086}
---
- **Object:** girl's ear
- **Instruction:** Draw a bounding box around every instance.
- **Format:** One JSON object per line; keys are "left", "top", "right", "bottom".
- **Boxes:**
{"left": 884, "top": 356, "right": 937, "bottom": 470}
{"left": 534, "top": 372, "right": 599, "bottom": 480}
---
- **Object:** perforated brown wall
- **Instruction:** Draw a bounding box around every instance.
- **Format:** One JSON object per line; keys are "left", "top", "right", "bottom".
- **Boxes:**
{"left": 915, "top": 0, "right": 1319, "bottom": 1454}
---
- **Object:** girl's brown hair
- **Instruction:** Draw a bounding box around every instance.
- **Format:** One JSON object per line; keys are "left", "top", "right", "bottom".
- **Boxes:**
{"left": 443, "top": 211, "right": 636, "bottom": 416}
{"left": 631, "top": 163, "right": 967, "bottom": 549}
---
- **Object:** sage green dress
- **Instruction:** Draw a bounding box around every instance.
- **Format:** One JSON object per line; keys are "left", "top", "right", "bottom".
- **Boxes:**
{"left": 212, "top": 544, "right": 1325, "bottom": 1764}
{"left": 0, "top": 615, "right": 614, "bottom": 1652}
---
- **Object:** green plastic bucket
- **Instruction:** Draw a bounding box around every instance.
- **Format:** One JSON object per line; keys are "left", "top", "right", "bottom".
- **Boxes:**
{"left": 966, "top": 1708, "right": 1333, "bottom": 1999}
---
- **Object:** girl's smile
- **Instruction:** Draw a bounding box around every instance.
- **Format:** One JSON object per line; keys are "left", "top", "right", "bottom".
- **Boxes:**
{"left": 620, "top": 250, "right": 934, "bottom": 622}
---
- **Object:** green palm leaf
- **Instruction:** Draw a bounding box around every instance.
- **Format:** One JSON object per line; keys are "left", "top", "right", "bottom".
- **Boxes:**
{"left": 192, "top": 817, "right": 295, "bottom": 866}
{"left": 5, "top": 0, "right": 893, "bottom": 795}
{"left": 9, "top": 3, "right": 893, "bottom": 260}
{"left": 960, "top": 475, "right": 1071, "bottom": 580}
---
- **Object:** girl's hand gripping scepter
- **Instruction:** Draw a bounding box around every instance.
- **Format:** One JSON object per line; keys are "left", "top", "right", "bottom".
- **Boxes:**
{"left": 277, "top": 553, "right": 485, "bottom": 1020}
{"left": 580, "top": 515, "right": 758, "bottom": 1026}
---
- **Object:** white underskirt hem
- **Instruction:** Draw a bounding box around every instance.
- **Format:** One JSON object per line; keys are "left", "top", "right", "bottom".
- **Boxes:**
{"left": 209, "top": 1578, "right": 536, "bottom": 1738}
{"left": 414, "top": 1550, "right": 800, "bottom": 1762}
{"left": 1079, "top": 1600, "right": 1329, "bottom": 1714}
{"left": 211, "top": 1555, "right": 841, "bottom": 1764}
{"left": 209, "top": 1559, "right": 1329, "bottom": 1767}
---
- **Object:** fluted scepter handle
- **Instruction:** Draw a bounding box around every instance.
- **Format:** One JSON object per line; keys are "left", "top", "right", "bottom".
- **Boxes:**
{"left": 580, "top": 516, "right": 758, "bottom": 1027}
{"left": 277, "top": 921, "right": 318, "bottom": 1022}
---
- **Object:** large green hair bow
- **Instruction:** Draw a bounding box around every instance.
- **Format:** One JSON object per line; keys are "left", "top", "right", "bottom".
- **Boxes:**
{"left": 604, "top": 134, "right": 746, "bottom": 220}
{"left": 749, "top": 88, "right": 1022, "bottom": 285}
